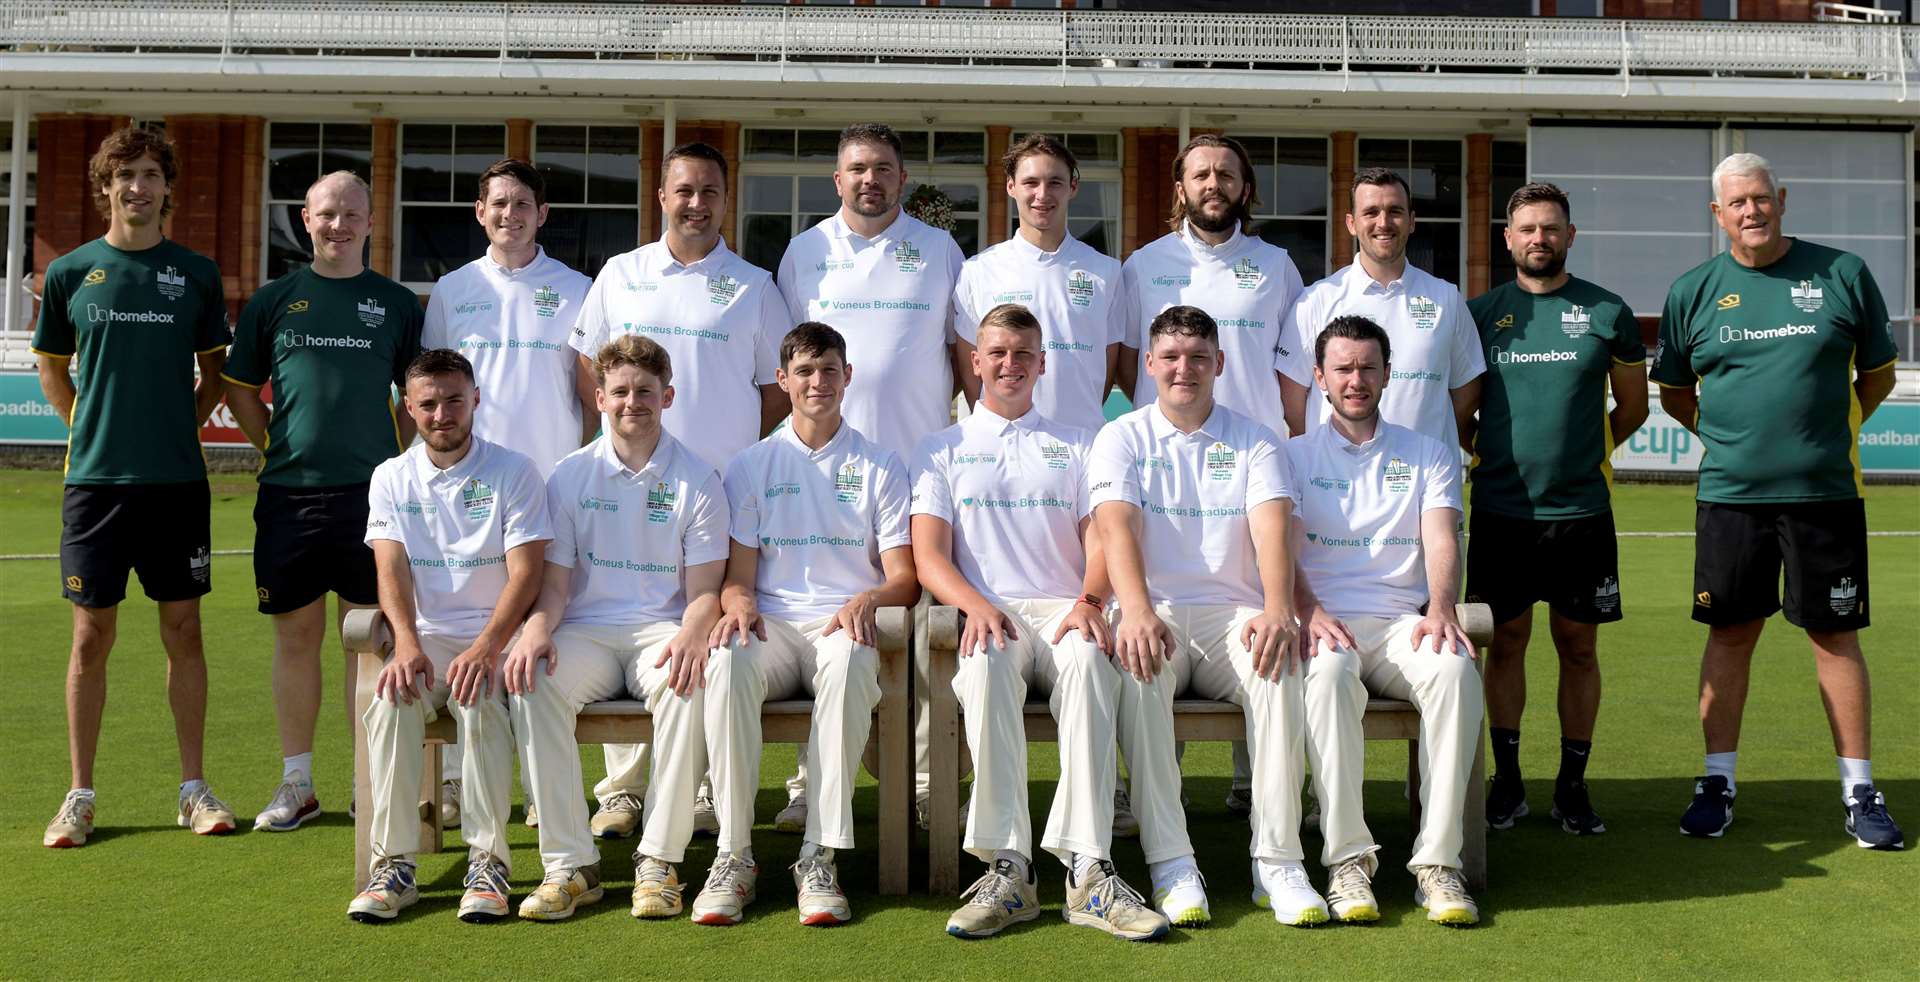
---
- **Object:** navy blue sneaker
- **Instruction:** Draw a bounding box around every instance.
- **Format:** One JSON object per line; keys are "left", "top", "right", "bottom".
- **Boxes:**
{"left": 1551, "top": 780, "right": 1606, "bottom": 836}
{"left": 1486, "top": 775, "right": 1528, "bottom": 830}
{"left": 1845, "top": 784, "right": 1904, "bottom": 850}
{"left": 1680, "top": 775, "right": 1734, "bottom": 838}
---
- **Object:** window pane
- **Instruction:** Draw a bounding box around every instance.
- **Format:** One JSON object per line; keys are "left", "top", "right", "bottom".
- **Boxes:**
{"left": 797, "top": 129, "right": 841, "bottom": 161}
{"left": 1569, "top": 234, "right": 1714, "bottom": 315}
{"left": 1255, "top": 219, "right": 1327, "bottom": 282}
{"left": 401, "top": 124, "right": 453, "bottom": 202}
{"left": 1357, "top": 138, "right": 1409, "bottom": 175}
{"left": 1405, "top": 222, "right": 1462, "bottom": 288}
{"left": 321, "top": 124, "right": 373, "bottom": 185}
{"left": 1491, "top": 141, "right": 1526, "bottom": 219}
{"left": 587, "top": 126, "right": 641, "bottom": 205}
{"left": 1531, "top": 126, "right": 1710, "bottom": 177}
{"left": 898, "top": 131, "right": 931, "bottom": 164}
{"left": 1265, "top": 137, "right": 1328, "bottom": 218}
{"left": 1562, "top": 178, "right": 1713, "bottom": 234}
{"left": 1489, "top": 222, "right": 1516, "bottom": 290}
{"left": 933, "top": 131, "right": 985, "bottom": 165}
{"left": 542, "top": 207, "right": 636, "bottom": 279}
{"left": 937, "top": 182, "right": 980, "bottom": 212}
{"left": 537, "top": 125, "right": 589, "bottom": 204}
{"left": 1066, "top": 133, "right": 1120, "bottom": 166}
{"left": 951, "top": 221, "right": 979, "bottom": 258}
{"left": 401, "top": 204, "right": 488, "bottom": 282}
{"left": 268, "top": 122, "right": 320, "bottom": 201}
{"left": 745, "top": 214, "right": 792, "bottom": 273}
{"left": 453, "top": 125, "right": 506, "bottom": 203}
{"left": 798, "top": 176, "right": 840, "bottom": 215}
{"left": 1069, "top": 218, "right": 1119, "bottom": 259}
{"left": 745, "top": 129, "right": 793, "bottom": 160}
{"left": 265, "top": 202, "right": 312, "bottom": 281}
{"left": 1408, "top": 140, "right": 1463, "bottom": 220}
{"left": 745, "top": 175, "right": 793, "bottom": 213}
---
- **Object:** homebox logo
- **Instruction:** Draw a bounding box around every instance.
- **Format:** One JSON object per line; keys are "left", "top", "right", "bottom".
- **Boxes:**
{"left": 280, "top": 330, "right": 372, "bottom": 350}
{"left": 1491, "top": 346, "right": 1577, "bottom": 366}
{"left": 1718, "top": 324, "right": 1817, "bottom": 344}
{"left": 87, "top": 304, "right": 174, "bottom": 325}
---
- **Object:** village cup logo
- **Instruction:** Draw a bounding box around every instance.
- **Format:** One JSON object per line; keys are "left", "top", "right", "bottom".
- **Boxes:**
{"left": 461, "top": 478, "right": 495, "bottom": 522}
{"left": 1383, "top": 455, "right": 1413, "bottom": 494}
{"left": 1790, "top": 279, "right": 1824, "bottom": 313}
{"left": 1408, "top": 296, "right": 1439, "bottom": 330}
{"left": 356, "top": 297, "right": 387, "bottom": 329}
{"left": 1560, "top": 304, "right": 1591, "bottom": 338}
{"left": 707, "top": 274, "right": 740, "bottom": 307}
{"left": 1205, "top": 441, "right": 1237, "bottom": 481}
{"left": 835, "top": 463, "right": 864, "bottom": 504}
{"left": 1041, "top": 441, "right": 1072, "bottom": 471}
{"left": 646, "top": 481, "right": 677, "bottom": 525}
{"left": 1067, "top": 270, "right": 1095, "bottom": 308}
{"left": 894, "top": 240, "right": 925, "bottom": 274}
{"left": 533, "top": 286, "right": 561, "bottom": 318}
{"left": 155, "top": 265, "right": 187, "bottom": 300}
{"left": 1231, "top": 258, "right": 1262, "bottom": 291}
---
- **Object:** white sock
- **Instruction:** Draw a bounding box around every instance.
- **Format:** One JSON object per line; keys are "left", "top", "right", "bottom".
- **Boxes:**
{"left": 72, "top": 787, "right": 95, "bottom": 799}
{"left": 1839, "top": 757, "right": 1873, "bottom": 799}
{"left": 1069, "top": 852, "right": 1102, "bottom": 882}
{"left": 992, "top": 850, "right": 1028, "bottom": 877}
{"left": 800, "top": 841, "right": 833, "bottom": 862}
{"left": 179, "top": 779, "right": 208, "bottom": 798}
{"left": 283, "top": 752, "right": 313, "bottom": 782}
{"left": 1148, "top": 854, "right": 1199, "bottom": 889}
{"left": 1704, "top": 752, "right": 1737, "bottom": 795}
{"left": 730, "top": 847, "right": 754, "bottom": 865}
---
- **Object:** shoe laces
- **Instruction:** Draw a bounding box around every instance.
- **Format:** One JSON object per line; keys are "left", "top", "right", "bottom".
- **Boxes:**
{"left": 182, "top": 786, "right": 227, "bottom": 814}
{"left": 1114, "top": 787, "right": 1133, "bottom": 813}
{"left": 541, "top": 867, "right": 581, "bottom": 888}
{"left": 55, "top": 791, "right": 92, "bottom": 826}
{"left": 1328, "top": 859, "right": 1372, "bottom": 899}
{"left": 1850, "top": 786, "right": 1889, "bottom": 817}
{"left": 706, "top": 854, "right": 752, "bottom": 893}
{"left": 694, "top": 791, "right": 716, "bottom": 812}
{"left": 1270, "top": 861, "right": 1313, "bottom": 892}
{"left": 603, "top": 791, "right": 644, "bottom": 815}
{"left": 791, "top": 855, "right": 839, "bottom": 896}
{"left": 367, "top": 858, "right": 415, "bottom": 893}
{"left": 464, "top": 856, "right": 509, "bottom": 895}
{"left": 1089, "top": 862, "right": 1152, "bottom": 912}
{"left": 636, "top": 857, "right": 672, "bottom": 886}
{"left": 265, "top": 779, "right": 308, "bottom": 814}
{"left": 958, "top": 863, "right": 1020, "bottom": 910}
{"left": 1417, "top": 865, "right": 1470, "bottom": 903}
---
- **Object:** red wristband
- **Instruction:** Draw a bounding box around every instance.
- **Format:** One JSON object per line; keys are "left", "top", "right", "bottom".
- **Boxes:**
{"left": 1077, "top": 594, "right": 1104, "bottom": 610}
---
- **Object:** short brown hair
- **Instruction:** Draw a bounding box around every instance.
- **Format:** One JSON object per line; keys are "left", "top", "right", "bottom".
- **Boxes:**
{"left": 662, "top": 141, "right": 728, "bottom": 184}
{"left": 1506, "top": 181, "right": 1571, "bottom": 222}
{"left": 781, "top": 322, "right": 847, "bottom": 368}
{"left": 1149, "top": 304, "right": 1218, "bottom": 346}
{"left": 1003, "top": 133, "right": 1078, "bottom": 185}
{"left": 977, "top": 303, "right": 1043, "bottom": 341}
{"left": 595, "top": 334, "right": 673, "bottom": 386}
{"left": 1350, "top": 167, "right": 1412, "bottom": 211}
{"left": 1168, "top": 134, "right": 1259, "bottom": 233}
{"left": 406, "top": 348, "right": 476, "bottom": 384}
{"left": 837, "top": 123, "right": 904, "bottom": 166}
{"left": 475, "top": 158, "right": 545, "bottom": 207}
{"left": 89, "top": 126, "right": 179, "bottom": 221}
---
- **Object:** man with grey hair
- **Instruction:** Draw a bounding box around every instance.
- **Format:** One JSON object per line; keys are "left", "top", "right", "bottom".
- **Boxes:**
{"left": 225, "top": 169, "right": 425, "bottom": 833}
{"left": 1653, "top": 152, "right": 1902, "bottom": 850}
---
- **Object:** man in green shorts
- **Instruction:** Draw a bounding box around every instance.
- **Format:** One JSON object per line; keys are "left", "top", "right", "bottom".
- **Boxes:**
{"left": 1465, "top": 182, "right": 1647, "bottom": 837}
{"left": 224, "top": 171, "right": 424, "bottom": 833}
{"left": 34, "top": 126, "right": 238, "bottom": 848}
{"left": 1654, "top": 152, "right": 1902, "bottom": 850}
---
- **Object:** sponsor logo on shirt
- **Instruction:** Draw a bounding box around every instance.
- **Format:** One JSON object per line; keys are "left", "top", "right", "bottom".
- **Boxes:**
{"left": 156, "top": 265, "right": 187, "bottom": 300}
{"left": 411, "top": 554, "right": 505, "bottom": 570}
{"left": 1150, "top": 274, "right": 1191, "bottom": 288}
{"left": 1390, "top": 369, "right": 1440, "bottom": 381}
{"left": 1139, "top": 456, "right": 1172, "bottom": 473}
{"left": 623, "top": 280, "right": 661, "bottom": 293}
{"left": 1408, "top": 296, "right": 1439, "bottom": 330}
{"left": 1715, "top": 293, "right": 1741, "bottom": 311}
{"left": 1308, "top": 531, "right": 1419, "bottom": 548}
{"left": 1491, "top": 346, "right": 1577, "bottom": 366}
{"left": 708, "top": 274, "right": 740, "bottom": 307}
{"left": 766, "top": 482, "right": 801, "bottom": 499}
{"left": 397, "top": 499, "right": 439, "bottom": 516}
{"left": 533, "top": 286, "right": 561, "bottom": 318}
{"left": 461, "top": 478, "right": 495, "bottom": 522}
{"left": 86, "top": 304, "right": 175, "bottom": 325}
{"left": 1067, "top": 270, "right": 1095, "bottom": 308}
{"left": 1383, "top": 455, "right": 1413, "bottom": 494}
{"left": 1205, "top": 441, "right": 1237, "bottom": 481}
{"left": 578, "top": 495, "right": 620, "bottom": 513}
{"left": 356, "top": 298, "right": 387, "bottom": 328}
{"left": 646, "top": 481, "right": 677, "bottom": 524}
{"left": 895, "top": 240, "right": 925, "bottom": 274}
{"left": 83, "top": 268, "right": 107, "bottom": 286}
{"left": 65, "top": 575, "right": 83, "bottom": 591}
{"left": 1829, "top": 576, "right": 1858, "bottom": 616}
{"left": 834, "top": 463, "right": 864, "bottom": 504}
{"left": 954, "top": 452, "right": 998, "bottom": 466}
{"left": 1046, "top": 340, "right": 1096, "bottom": 352}
{"left": 1231, "top": 258, "right": 1262, "bottom": 290}
{"left": 1595, "top": 575, "right": 1621, "bottom": 614}
{"left": 814, "top": 298, "right": 932, "bottom": 313}
{"left": 1145, "top": 502, "right": 1246, "bottom": 519}
{"left": 1215, "top": 317, "right": 1263, "bottom": 331}
{"left": 287, "top": 299, "right": 311, "bottom": 314}
{"left": 458, "top": 337, "right": 565, "bottom": 352}
{"left": 991, "top": 290, "right": 1036, "bottom": 305}
{"left": 959, "top": 495, "right": 1074, "bottom": 510}
{"left": 1309, "top": 476, "right": 1350, "bottom": 492}
{"left": 1494, "top": 313, "right": 1515, "bottom": 330}
{"left": 585, "top": 550, "right": 677, "bottom": 574}
{"left": 815, "top": 259, "right": 856, "bottom": 273}
{"left": 1696, "top": 590, "right": 1713, "bottom": 608}
{"left": 1041, "top": 441, "right": 1071, "bottom": 470}
{"left": 761, "top": 533, "right": 867, "bottom": 548}
{"left": 623, "top": 322, "right": 733, "bottom": 342}
{"left": 1560, "top": 305, "right": 1591, "bottom": 338}
{"left": 1790, "top": 280, "right": 1824, "bottom": 313}
{"left": 1091, "top": 480, "right": 1114, "bottom": 492}
{"left": 454, "top": 301, "right": 495, "bottom": 316}
{"left": 1717, "top": 323, "right": 1817, "bottom": 344}
{"left": 280, "top": 329, "right": 373, "bottom": 350}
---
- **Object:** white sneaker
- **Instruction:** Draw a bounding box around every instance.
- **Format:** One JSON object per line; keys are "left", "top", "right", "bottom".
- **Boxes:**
{"left": 792, "top": 849, "right": 851, "bottom": 926}
{"left": 1325, "top": 855, "right": 1380, "bottom": 922}
{"left": 1251, "top": 859, "right": 1329, "bottom": 927}
{"left": 254, "top": 772, "right": 321, "bottom": 832}
{"left": 774, "top": 794, "right": 807, "bottom": 834}
{"left": 348, "top": 858, "right": 419, "bottom": 923}
{"left": 691, "top": 852, "right": 760, "bottom": 926}
{"left": 692, "top": 781, "right": 719, "bottom": 838}
{"left": 590, "top": 791, "right": 643, "bottom": 839}
{"left": 1412, "top": 864, "right": 1480, "bottom": 927}
{"left": 1149, "top": 861, "right": 1209, "bottom": 927}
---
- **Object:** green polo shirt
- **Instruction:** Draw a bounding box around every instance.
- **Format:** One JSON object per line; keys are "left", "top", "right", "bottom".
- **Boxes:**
{"left": 1651, "top": 239, "right": 1896, "bottom": 504}
{"left": 30, "top": 238, "right": 230, "bottom": 485}
{"left": 223, "top": 267, "right": 423, "bottom": 487}
{"left": 1467, "top": 276, "right": 1644, "bottom": 519}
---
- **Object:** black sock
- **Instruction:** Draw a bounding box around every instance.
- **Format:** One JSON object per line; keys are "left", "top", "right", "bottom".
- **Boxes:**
{"left": 1558, "top": 738, "right": 1593, "bottom": 787}
{"left": 1491, "top": 727, "right": 1521, "bottom": 782}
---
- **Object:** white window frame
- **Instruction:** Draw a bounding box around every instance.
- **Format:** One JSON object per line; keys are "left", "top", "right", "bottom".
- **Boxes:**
{"left": 1356, "top": 135, "right": 1468, "bottom": 287}
{"left": 395, "top": 121, "right": 508, "bottom": 293}
{"left": 1003, "top": 130, "right": 1125, "bottom": 258}
{"left": 530, "top": 122, "right": 645, "bottom": 278}
{"left": 1228, "top": 132, "right": 1334, "bottom": 280}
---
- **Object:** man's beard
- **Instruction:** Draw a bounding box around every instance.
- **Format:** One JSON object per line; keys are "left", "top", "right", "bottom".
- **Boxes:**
{"left": 1187, "top": 195, "right": 1244, "bottom": 236}
{"left": 1517, "top": 249, "right": 1567, "bottom": 279}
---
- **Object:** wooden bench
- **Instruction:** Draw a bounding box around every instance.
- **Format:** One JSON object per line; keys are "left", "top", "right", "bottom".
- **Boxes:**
{"left": 925, "top": 603, "right": 1494, "bottom": 895}
{"left": 346, "top": 607, "right": 914, "bottom": 895}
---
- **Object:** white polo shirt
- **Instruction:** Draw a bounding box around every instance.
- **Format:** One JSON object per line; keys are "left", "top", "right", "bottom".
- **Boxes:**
{"left": 910, "top": 405, "right": 1092, "bottom": 605}
{"left": 366, "top": 437, "right": 552, "bottom": 639}
{"left": 1286, "top": 419, "right": 1461, "bottom": 622}
{"left": 570, "top": 238, "right": 786, "bottom": 466}
{"left": 724, "top": 421, "right": 913, "bottom": 623}
{"left": 423, "top": 248, "right": 593, "bottom": 478}
{"left": 953, "top": 234, "right": 1124, "bottom": 432}
{"left": 1120, "top": 223, "right": 1304, "bottom": 437}
{"left": 777, "top": 211, "right": 964, "bottom": 458}
{"left": 544, "top": 431, "right": 730, "bottom": 627}
{"left": 1087, "top": 402, "right": 1294, "bottom": 608}
{"left": 1275, "top": 261, "right": 1484, "bottom": 445}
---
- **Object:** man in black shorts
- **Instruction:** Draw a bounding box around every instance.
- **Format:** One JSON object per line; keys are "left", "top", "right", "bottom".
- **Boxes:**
{"left": 224, "top": 170, "right": 423, "bottom": 832}
{"left": 1654, "top": 153, "right": 1902, "bottom": 849}
{"left": 1465, "top": 183, "right": 1647, "bottom": 836}
{"left": 33, "top": 127, "right": 238, "bottom": 847}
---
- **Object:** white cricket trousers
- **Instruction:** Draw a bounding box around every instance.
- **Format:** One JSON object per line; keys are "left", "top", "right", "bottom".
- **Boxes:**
{"left": 363, "top": 633, "right": 514, "bottom": 870}
{"left": 1114, "top": 604, "right": 1309, "bottom": 865}
{"left": 509, "top": 621, "right": 726, "bottom": 872}
{"left": 741, "top": 614, "right": 882, "bottom": 851}
{"left": 1304, "top": 613, "right": 1484, "bottom": 872}
{"left": 953, "top": 598, "right": 1123, "bottom": 866}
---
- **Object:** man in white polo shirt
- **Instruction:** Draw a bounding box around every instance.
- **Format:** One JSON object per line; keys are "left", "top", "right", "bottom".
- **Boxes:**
{"left": 1289, "top": 315, "right": 1484, "bottom": 928}
{"left": 710, "top": 322, "right": 919, "bottom": 927}
{"left": 567, "top": 142, "right": 789, "bottom": 840}
{"left": 1277, "top": 168, "right": 1483, "bottom": 448}
{"left": 505, "top": 335, "right": 737, "bottom": 924}
{"left": 348, "top": 349, "right": 551, "bottom": 925}
{"left": 913, "top": 303, "right": 1168, "bottom": 942}
{"left": 953, "top": 134, "right": 1124, "bottom": 431}
{"left": 1092, "top": 305, "right": 1323, "bottom": 930}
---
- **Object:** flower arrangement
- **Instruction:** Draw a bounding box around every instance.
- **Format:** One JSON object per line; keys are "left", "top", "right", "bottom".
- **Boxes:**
{"left": 904, "top": 183, "right": 956, "bottom": 232}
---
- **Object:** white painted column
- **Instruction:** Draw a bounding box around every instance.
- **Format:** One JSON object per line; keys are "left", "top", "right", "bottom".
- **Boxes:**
{"left": 4, "top": 93, "right": 27, "bottom": 335}
{"left": 663, "top": 98, "right": 677, "bottom": 154}
{"left": 1177, "top": 106, "right": 1190, "bottom": 149}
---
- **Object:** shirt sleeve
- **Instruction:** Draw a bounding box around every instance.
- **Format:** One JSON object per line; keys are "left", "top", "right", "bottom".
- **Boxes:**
{"left": 193, "top": 260, "right": 233, "bottom": 353}
{"left": 1846, "top": 262, "right": 1898, "bottom": 370}
{"left": 753, "top": 276, "right": 787, "bottom": 386}
{"left": 500, "top": 454, "right": 554, "bottom": 550}
{"left": 1118, "top": 261, "right": 1143, "bottom": 351}
{"left": 942, "top": 238, "right": 964, "bottom": 344}
{"left": 723, "top": 453, "right": 762, "bottom": 549}
{"left": 28, "top": 266, "right": 72, "bottom": 357}
{"left": 872, "top": 451, "right": 914, "bottom": 552}
{"left": 1271, "top": 256, "right": 1306, "bottom": 368}
{"left": 777, "top": 246, "right": 807, "bottom": 327}
{"left": 1605, "top": 299, "right": 1649, "bottom": 365}
{"left": 1086, "top": 422, "right": 1138, "bottom": 511}
{"left": 1444, "top": 286, "right": 1486, "bottom": 388}
{"left": 221, "top": 292, "right": 272, "bottom": 388}
{"left": 950, "top": 261, "right": 981, "bottom": 347}
{"left": 908, "top": 437, "right": 953, "bottom": 523}
{"left": 1649, "top": 282, "right": 1697, "bottom": 388}
{"left": 1243, "top": 427, "right": 1296, "bottom": 509}
{"left": 1274, "top": 290, "right": 1313, "bottom": 385}
{"left": 1420, "top": 436, "right": 1465, "bottom": 515}
{"left": 421, "top": 282, "right": 449, "bottom": 351}
{"left": 569, "top": 271, "right": 612, "bottom": 360}
{"left": 1072, "top": 428, "right": 1096, "bottom": 520}
{"left": 683, "top": 470, "right": 732, "bottom": 567}
{"left": 543, "top": 467, "right": 578, "bottom": 569}
{"left": 364, "top": 465, "right": 404, "bottom": 545}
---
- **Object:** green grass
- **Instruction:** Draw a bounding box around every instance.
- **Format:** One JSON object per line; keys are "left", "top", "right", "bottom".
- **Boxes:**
{"left": 1, "top": 470, "right": 1915, "bottom": 979}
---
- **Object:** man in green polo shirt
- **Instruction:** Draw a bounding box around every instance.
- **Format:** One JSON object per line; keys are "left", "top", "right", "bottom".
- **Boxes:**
{"left": 32, "top": 126, "right": 239, "bottom": 848}
{"left": 1465, "top": 182, "right": 1647, "bottom": 838}
{"left": 224, "top": 170, "right": 424, "bottom": 833}
{"left": 1653, "top": 152, "right": 1902, "bottom": 850}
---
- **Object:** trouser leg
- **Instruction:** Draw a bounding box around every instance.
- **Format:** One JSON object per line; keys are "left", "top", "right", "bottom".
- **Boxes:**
{"left": 1304, "top": 633, "right": 1377, "bottom": 868}
{"left": 800, "top": 620, "right": 881, "bottom": 851}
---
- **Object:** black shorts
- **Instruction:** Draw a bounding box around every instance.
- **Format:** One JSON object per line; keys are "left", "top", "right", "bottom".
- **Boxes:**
{"left": 252, "top": 482, "right": 378, "bottom": 614}
{"left": 1692, "top": 499, "right": 1869, "bottom": 632}
{"left": 1466, "top": 509, "right": 1623, "bottom": 626}
{"left": 60, "top": 481, "right": 213, "bottom": 608}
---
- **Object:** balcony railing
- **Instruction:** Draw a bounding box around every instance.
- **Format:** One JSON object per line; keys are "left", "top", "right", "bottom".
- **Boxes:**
{"left": 1, "top": 1, "right": 1914, "bottom": 83}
